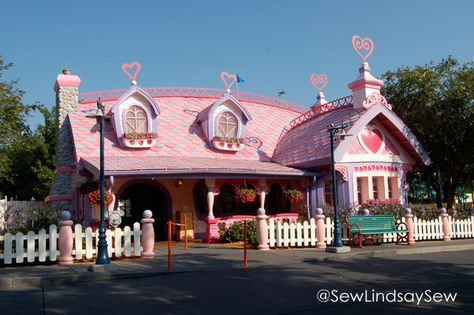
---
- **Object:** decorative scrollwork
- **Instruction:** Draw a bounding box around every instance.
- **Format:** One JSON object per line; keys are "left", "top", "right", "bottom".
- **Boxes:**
{"left": 288, "top": 95, "right": 353, "bottom": 130}
{"left": 363, "top": 93, "right": 392, "bottom": 110}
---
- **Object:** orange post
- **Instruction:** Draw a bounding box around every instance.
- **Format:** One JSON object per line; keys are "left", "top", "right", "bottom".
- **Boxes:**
{"left": 168, "top": 220, "right": 172, "bottom": 272}
{"left": 184, "top": 214, "right": 188, "bottom": 251}
{"left": 243, "top": 220, "right": 248, "bottom": 269}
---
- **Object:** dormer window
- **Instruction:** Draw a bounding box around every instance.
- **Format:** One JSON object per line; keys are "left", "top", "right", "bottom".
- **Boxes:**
{"left": 109, "top": 85, "right": 160, "bottom": 149}
{"left": 217, "top": 112, "right": 238, "bottom": 138}
{"left": 125, "top": 105, "right": 148, "bottom": 133}
{"left": 196, "top": 93, "right": 252, "bottom": 152}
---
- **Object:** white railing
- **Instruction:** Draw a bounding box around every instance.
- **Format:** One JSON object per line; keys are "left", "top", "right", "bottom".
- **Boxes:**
{"left": 268, "top": 215, "right": 474, "bottom": 248}
{"left": 0, "top": 223, "right": 142, "bottom": 265}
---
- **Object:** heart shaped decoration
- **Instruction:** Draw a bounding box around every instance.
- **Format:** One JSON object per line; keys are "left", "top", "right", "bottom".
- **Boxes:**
{"left": 309, "top": 73, "right": 327, "bottom": 92}
{"left": 220, "top": 71, "right": 237, "bottom": 90}
{"left": 121, "top": 62, "right": 142, "bottom": 82}
{"left": 138, "top": 140, "right": 144, "bottom": 145}
{"left": 352, "top": 35, "right": 374, "bottom": 62}
{"left": 359, "top": 128, "right": 383, "bottom": 154}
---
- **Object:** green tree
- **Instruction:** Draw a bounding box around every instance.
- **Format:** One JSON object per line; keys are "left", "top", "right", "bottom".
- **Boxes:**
{"left": 382, "top": 56, "right": 474, "bottom": 209}
{"left": 0, "top": 55, "right": 56, "bottom": 200}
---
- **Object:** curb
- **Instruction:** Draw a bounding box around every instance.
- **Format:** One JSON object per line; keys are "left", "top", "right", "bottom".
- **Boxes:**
{"left": 312, "top": 242, "right": 474, "bottom": 262}
{"left": 1, "top": 242, "right": 473, "bottom": 290}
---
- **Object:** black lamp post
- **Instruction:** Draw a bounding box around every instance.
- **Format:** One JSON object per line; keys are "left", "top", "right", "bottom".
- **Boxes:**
{"left": 328, "top": 122, "right": 349, "bottom": 248}
{"left": 86, "top": 98, "right": 110, "bottom": 265}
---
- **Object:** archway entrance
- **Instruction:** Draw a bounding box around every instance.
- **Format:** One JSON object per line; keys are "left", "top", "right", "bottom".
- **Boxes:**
{"left": 118, "top": 181, "right": 171, "bottom": 240}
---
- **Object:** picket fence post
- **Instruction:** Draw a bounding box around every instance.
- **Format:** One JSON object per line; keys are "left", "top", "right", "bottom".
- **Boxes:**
{"left": 58, "top": 211, "right": 74, "bottom": 265}
{"left": 256, "top": 208, "right": 269, "bottom": 250}
{"left": 141, "top": 210, "right": 155, "bottom": 258}
{"left": 405, "top": 208, "right": 415, "bottom": 245}
{"left": 440, "top": 208, "right": 451, "bottom": 241}
{"left": 315, "top": 208, "right": 326, "bottom": 249}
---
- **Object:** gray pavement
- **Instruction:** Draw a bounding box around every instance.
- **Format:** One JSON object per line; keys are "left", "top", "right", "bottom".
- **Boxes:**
{"left": 0, "top": 239, "right": 473, "bottom": 290}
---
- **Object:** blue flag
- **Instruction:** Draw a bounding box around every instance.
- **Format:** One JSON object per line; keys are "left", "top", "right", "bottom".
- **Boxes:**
{"left": 237, "top": 74, "right": 245, "bottom": 83}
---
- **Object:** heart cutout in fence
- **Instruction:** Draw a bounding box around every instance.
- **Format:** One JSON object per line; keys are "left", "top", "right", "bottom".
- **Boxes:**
{"left": 352, "top": 35, "right": 374, "bottom": 62}
{"left": 121, "top": 62, "right": 142, "bottom": 82}
{"left": 309, "top": 73, "right": 327, "bottom": 92}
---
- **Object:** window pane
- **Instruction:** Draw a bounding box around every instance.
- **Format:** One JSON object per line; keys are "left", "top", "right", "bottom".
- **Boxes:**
{"left": 126, "top": 106, "right": 148, "bottom": 133}
{"left": 217, "top": 112, "right": 238, "bottom": 138}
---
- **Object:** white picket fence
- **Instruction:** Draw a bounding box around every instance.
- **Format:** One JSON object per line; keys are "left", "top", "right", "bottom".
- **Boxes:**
{"left": 0, "top": 223, "right": 142, "bottom": 265}
{"left": 268, "top": 215, "right": 474, "bottom": 248}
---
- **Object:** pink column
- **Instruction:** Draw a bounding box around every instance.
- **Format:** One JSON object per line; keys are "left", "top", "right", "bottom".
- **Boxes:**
{"left": 204, "top": 219, "right": 219, "bottom": 243}
{"left": 404, "top": 208, "right": 415, "bottom": 245}
{"left": 141, "top": 210, "right": 156, "bottom": 258}
{"left": 440, "top": 208, "right": 451, "bottom": 241}
{"left": 315, "top": 208, "right": 326, "bottom": 248}
{"left": 256, "top": 208, "right": 269, "bottom": 250}
{"left": 58, "top": 211, "right": 74, "bottom": 265}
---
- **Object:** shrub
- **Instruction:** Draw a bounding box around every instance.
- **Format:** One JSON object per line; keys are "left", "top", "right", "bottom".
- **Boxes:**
{"left": 1, "top": 205, "right": 58, "bottom": 234}
{"left": 218, "top": 219, "right": 258, "bottom": 245}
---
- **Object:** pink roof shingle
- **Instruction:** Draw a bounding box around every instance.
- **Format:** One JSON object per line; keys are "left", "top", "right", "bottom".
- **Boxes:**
{"left": 69, "top": 93, "right": 307, "bottom": 176}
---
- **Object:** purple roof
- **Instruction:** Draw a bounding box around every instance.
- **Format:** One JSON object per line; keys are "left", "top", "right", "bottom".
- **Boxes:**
{"left": 273, "top": 103, "right": 365, "bottom": 167}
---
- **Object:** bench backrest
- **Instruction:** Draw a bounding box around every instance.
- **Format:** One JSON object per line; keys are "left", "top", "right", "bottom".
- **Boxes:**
{"left": 346, "top": 215, "right": 396, "bottom": 231}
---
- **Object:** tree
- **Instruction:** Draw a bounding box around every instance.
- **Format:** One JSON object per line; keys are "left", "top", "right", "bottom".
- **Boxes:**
{"left": 0, "top": 55, "right": 56, "bottom": 200}
{"left": 382, "top": 56, "right": 474, "bottom": 209}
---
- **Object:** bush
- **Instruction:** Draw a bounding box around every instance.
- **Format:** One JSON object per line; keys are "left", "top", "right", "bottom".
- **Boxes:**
{"left": 1, "top": 205, "right": 58, "bottom": 234}
{"left": 218, "top": 219, "right": 258, "bottom": 245}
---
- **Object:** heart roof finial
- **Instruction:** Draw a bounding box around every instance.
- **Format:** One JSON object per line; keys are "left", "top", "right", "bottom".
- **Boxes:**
{"left": 352, "top": 35, "right": 374, "bottom": 62}
{"left": 121, "top": 62, "right": 142, "bottom": 85}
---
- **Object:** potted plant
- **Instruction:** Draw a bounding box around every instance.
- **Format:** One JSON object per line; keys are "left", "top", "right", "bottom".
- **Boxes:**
{"left": 88, "top": 190, "right": 114, "bottom": 205}
{"left": 284, "top": 188, "right": 303, "bottom": 203}
{"left": 234, "top": 187, "right": 257, "bottom": 203}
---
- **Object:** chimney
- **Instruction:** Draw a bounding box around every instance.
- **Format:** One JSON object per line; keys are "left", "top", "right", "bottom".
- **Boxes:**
{"left": 348, "top": 62, "right": 384, "bottom": 109}
{"left": 47, "top": 68, "right": 81, "bottom": 212}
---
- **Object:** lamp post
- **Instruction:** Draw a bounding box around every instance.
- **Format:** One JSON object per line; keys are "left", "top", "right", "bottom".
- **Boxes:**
{"left": 327, "top": 122, "right": 349, "bottom": 248}
{"left": 86, "top": 98, "right": 110, "bottom": 265}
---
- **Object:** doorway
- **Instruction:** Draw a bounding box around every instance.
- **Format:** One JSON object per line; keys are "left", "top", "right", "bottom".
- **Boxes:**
{"left": 118, "top": 181, "right": 171, "bottom": 240}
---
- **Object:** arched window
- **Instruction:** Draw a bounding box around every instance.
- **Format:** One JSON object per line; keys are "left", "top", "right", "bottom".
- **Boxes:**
{"left": 216, "top": 112, "right": 238, "bottom": 138}
{"left": 215, "top": 184, "right": 236, "bottom": 216}
{"left": 193, "top": 180, "right": 209, "bottom": 220}
{"left": 265, "top": 183, "right": 291, "bottom": 215}
{"left": 125, "top": 105, "right": 148, "bottom": 133}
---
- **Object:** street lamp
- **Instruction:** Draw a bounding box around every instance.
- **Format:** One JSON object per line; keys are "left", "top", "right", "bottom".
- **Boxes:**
{"left": 327, "top": 122, "right": 350, "bottom": 248}
{"left": 86, "top": 98, "right": 110, "bottom": 265}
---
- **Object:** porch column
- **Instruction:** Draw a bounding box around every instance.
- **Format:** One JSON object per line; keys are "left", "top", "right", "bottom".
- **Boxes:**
{"left": 258, "top": 179, "right": 267, "bottom": 209}
{"left": 204, "top": 178, "right": 218, "bottom": 243}
{"left": 205, "top": 178, "right": 216, "bottom": 219}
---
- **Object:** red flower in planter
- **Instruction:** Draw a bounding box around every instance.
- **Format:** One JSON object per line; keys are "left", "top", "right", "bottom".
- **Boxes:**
{"left": 88, "top": 190, "right": 114, "bottom": 205}
{"left": 284, "top": 189, "right": 303, "bottom": 203}
{"left": 235, "top": 188, "right": 257, "bottom": 203}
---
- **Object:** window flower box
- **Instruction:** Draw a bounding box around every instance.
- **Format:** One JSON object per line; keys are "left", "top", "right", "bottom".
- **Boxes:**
{"left": 212, "top": 136, "right": 246, "bottom": 152}
{"left": 122, "top": 132, "right": 157, "bottom": 148}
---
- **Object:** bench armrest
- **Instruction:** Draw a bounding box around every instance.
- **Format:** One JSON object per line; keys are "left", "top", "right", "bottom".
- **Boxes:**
{"left": 395, "top": 221, "right": 408, "bottom": 230}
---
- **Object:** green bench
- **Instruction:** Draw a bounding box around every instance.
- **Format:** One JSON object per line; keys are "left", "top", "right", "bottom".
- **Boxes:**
{"left": 344, "top": 215, "right": 409, "bottom": 248}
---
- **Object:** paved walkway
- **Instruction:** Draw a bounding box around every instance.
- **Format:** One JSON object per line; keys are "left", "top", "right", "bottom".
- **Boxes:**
{"left": 1, "top": 239, "right": 473, "bottom": 290}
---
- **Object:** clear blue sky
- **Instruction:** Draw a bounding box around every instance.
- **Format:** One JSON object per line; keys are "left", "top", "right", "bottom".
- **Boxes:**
{"left": 1, "top": 0, "right": 473, "bottom": 127}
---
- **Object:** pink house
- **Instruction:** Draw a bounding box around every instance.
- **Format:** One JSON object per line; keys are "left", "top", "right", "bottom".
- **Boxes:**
{"left": 46, "top": 37, "right": 430, "bottom": 241}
